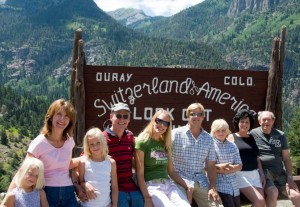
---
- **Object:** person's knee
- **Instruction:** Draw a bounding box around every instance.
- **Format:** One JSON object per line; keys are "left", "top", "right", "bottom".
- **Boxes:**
{"left": 289, "top": 190, "right": 300, "bottom": 204}
{"left": 266, "top": 186, "right": 278, "bottom": 197}
{"left": 253, "top": 197, "right": 265, "bottom": 207}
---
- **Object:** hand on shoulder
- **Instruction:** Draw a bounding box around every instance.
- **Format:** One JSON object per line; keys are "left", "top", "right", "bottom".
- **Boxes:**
{"left": 1, "top": 191, "right": 15, "bottom": 207}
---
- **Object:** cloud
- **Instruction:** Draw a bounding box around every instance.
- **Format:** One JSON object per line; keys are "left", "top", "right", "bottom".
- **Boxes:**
{"left": 94, "top": 0, "right": 204, "bottom": 17}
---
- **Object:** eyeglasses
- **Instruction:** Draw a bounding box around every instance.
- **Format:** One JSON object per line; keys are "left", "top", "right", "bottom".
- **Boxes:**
{"left": 190, "top": 112, "right": 203, "bottom": 117}
{"left": 115, "top": 114, "right": 129, "bottom": 119}
{"left": 155, "top": 118, "right": 170, "bottom": 127}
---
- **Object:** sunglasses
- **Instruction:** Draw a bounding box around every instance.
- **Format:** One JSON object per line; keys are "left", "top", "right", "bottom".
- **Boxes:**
{"left": 155, "top": 118, "right": 170, "bottom": 127}
{"left": 115, "top": 114, "right": 129, "bottom": 119}
{"left": 190, "top": 112, "right": 203, "bottom": 117}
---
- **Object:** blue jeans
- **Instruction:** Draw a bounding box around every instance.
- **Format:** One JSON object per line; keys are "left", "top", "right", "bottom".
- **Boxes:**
{"left": 44, "top": 186, "right": 79, "bottom": 207}
{"left": 118, "top": 190, "right": 144, "bottom": 207}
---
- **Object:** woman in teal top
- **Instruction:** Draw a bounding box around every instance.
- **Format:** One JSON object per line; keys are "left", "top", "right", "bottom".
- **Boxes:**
{"left": 135, "top": 109, "right": 192, "bottom": 207}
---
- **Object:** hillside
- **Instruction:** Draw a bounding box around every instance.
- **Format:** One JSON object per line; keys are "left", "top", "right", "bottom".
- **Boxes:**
{"left": 0, "top": 0, "right": 233, "bottom": 190}
{"left": 0, "top": 0, "right": 299, "bottom": 192}
{"left": 136, "top": 0, "right": 299, "bottom": 70}
{"left": 129, "top": 0, "right": 300, "bottom": 126}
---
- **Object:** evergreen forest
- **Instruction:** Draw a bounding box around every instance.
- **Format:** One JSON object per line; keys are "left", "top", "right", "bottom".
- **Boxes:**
{"left": 0, "top": 0, "right": 299, "bottom": 192}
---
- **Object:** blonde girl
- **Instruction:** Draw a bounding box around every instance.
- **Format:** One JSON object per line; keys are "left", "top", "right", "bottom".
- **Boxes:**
{"left": 78, "top": 127, "right": 118, "bottom": 207}
{"left": 1, "top": 157, "right": 48, "bottom": 207}
{"left": 135, "top": 109, "right": 192, "bottom": 207}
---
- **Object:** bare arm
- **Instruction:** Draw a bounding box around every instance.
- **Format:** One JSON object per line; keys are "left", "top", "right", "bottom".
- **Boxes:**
{"left": 206, "top": 160, "right": 217, "bottom": 189}
{"left": 72, "top": 166, "right": 87, "bottom": 201}
{"left": 167, "top": 159, "right": 193, "bottom": 203}
{"left": 110, "top": 158, "right": 118, "bottom": 207}
{"left": 40, "top": 189, "right": 49, "bottom": 207}
{"left": 257, "top": 156, "right": 266, "bottom": 187}
{"left": 69, "top": 156, "right": 82, "bottom": 169}
{"left": 206, "top": 160, "right": 221, "bottom": 204}
{"left": 134, "top": 149, "right": 153, "bottom": 207}
{"left": 78, "top": 157, "right": 96, "bottom": 200}
{"left": 282, "top": 149, "right": 293, "bottom": 178}
{"left": 216, "top": 163, "right": 242, "bottom": 174}
{"left": 282, "top": 149, "right": 299, "bottom": 192}
{"left": 0, "top": 192, "right": 15, "bottom": 207}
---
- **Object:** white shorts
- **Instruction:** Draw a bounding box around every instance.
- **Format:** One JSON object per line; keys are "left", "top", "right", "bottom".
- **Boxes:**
{"left": 236, "top": 169, "right": 263, "bottom": 189}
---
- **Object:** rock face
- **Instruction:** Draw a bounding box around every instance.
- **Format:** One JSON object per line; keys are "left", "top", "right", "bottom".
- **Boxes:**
{"left": 228, "top": 0, "right": 283, "bottom": 15}
{"left": 108, "top": 8, "right": 151, "bottom": 26}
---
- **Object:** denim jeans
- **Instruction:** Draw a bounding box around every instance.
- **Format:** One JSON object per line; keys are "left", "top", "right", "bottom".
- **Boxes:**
{"left": 118, "top": 190, "right": 144, "bottom": 207}
{"left": 44, "top": 186, "right": 79, "bottom": 207}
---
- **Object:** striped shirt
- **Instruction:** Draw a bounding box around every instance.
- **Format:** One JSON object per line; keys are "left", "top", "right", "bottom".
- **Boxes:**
{"left": 213, "top": 138, "right": 242, "bottom": 196}
{"left": 172, "top": 124, "right": 216, "bottom": 187}
{"left": 103, "top": 127, "right": 138, "bottom": 192}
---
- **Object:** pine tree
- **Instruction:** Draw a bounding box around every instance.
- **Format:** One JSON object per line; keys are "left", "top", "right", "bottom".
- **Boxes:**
{"left": 0, "top": 129, "right": 8, "bottom": 146}
{"left": 287, "top": 107, "right": 300, "bottom": 156}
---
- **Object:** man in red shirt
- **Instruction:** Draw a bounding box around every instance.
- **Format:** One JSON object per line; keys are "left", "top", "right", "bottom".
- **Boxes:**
{"left": 103, "top": 103, "right": 144, "bottom": 207}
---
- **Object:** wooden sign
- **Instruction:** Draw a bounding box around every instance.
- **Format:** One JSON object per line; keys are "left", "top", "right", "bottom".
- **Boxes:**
{"left": 84, "top": 65, "right": 268, "bottom": 134}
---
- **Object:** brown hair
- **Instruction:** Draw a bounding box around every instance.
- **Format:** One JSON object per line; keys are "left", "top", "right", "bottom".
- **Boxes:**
{"left": 40, "top": 99, "right": 76, "bottom": 140}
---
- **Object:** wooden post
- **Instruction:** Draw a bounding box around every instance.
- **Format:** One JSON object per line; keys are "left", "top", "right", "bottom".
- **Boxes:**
{"left": 70, "top": 29, "right": 82, "bottom": 106}
{"left": 73, "top": 39, "right": 86, "bottom": 156}
{"left": 265, "top": 37, "right": 280, "bottom": 113}
{"left": 275, "top": 26, "right": 286, "bottom": 130}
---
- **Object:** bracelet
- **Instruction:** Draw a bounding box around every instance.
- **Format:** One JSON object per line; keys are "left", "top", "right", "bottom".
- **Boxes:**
{"left": 287, "top": 175, "right": 293, "bottom": 179}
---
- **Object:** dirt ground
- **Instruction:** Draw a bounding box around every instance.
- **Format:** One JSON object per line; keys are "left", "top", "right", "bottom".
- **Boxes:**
{"left": 242, "top": 199, "right": 293, "bottom": 207}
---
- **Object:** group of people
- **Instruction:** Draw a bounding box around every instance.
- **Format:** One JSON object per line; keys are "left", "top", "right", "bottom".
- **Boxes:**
{"left": 1, "top": 99, "right": 300, "bottom": 207}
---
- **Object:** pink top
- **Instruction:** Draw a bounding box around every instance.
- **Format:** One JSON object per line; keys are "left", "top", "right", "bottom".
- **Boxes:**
{"left": 27, "top": 134, "right": 74, "bottom": 186}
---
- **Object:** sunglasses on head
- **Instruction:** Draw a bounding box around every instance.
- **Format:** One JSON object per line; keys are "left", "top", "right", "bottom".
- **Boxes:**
{"left": 155, "top": 118, "right": 170, "bottom": 127}
{"left": 190, "top": 112, "right": 203, "bottom": 117}
{"left": 115, "top": 114, "right": 129, "bottom": 119}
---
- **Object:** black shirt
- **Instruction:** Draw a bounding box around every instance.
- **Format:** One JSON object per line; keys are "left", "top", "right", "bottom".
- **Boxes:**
{"left": 233, "top": 133, "right": 259, "bottom": 171}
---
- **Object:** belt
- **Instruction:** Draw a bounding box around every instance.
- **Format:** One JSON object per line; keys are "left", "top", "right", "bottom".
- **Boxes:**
{"left": 147, "top": 178, "right": 170, "bottom": 184}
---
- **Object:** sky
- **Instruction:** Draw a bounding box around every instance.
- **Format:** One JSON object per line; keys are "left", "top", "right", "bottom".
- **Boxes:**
{"left": 94, "top": 0, "right": 205, "bottom": 17}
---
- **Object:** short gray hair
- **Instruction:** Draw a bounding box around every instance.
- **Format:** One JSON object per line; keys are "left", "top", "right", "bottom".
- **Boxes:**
{"left": 257, "top": 111, "right": 276, "bottom": 121}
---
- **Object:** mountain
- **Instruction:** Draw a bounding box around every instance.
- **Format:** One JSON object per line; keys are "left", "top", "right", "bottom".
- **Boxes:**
{"left": 0, "top": 0, "right": 230, "bottom": 93}
{"left": 0, "top": 0, "right": 235, "bottom": 190}
{"left": 0, "top": 0, "right": 232, "bottom": 134}
{"left": 132, "top": 0, "right": 299, "bottom": 112}
{"left": 108, "top": 8, "right": 165, "bottom": 29}
{"left": 0, "top": 0, "right": 299, "bottom": 191}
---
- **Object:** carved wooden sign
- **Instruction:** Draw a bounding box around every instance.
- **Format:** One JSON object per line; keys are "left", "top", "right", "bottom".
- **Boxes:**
{"left": 84, "top": 65, "right": 268, "bottom": 134}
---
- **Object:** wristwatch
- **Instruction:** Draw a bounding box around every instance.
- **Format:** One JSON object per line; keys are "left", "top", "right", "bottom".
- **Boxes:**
{"left": 287, "top": 175, "right": 293, "bottom": 179}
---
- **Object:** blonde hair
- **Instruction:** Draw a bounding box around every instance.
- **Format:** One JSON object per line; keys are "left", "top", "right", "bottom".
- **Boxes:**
{"left": 15, "top": 157, "right": 45, "bottom": 190}
{"left": 186, "top": 103, "right": 205, "bottom": 118}
{"left": 136, "top": 109, "right": 172, "bottom": 153}
{"left": 210, "top": 119, "right": 231, "bottom": 138}
{"left": 41, "top": 99, "right": 76, "bottom": 140}
{"left": 83, "top": 127, "right": 108, "bottom": 158}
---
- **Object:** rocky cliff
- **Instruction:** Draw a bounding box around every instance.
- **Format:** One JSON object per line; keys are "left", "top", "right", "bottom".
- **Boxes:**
{"left": 228, "top": 0, "right": 283, "bottom": 15}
